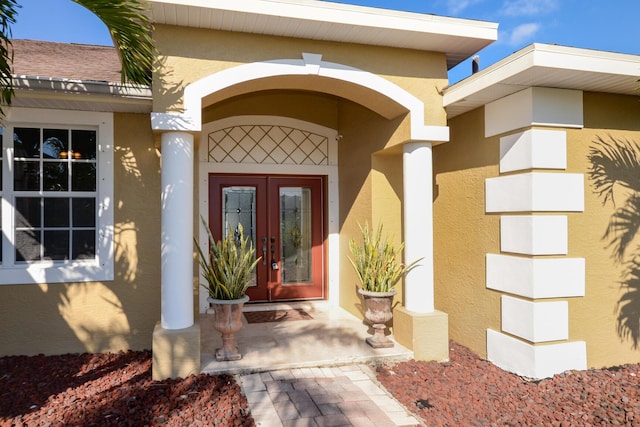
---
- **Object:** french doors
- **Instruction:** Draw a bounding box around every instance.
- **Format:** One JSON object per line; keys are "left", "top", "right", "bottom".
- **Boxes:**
{"left": 208, "top": 175, "right": 325, "bottom": 302}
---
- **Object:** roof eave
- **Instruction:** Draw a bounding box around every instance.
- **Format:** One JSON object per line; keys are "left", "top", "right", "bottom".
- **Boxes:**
{"left": 147, "top": 0, "right": 498, "bottom": 69}
{"left": 10, "top": 75, "right": 152, "bottom": 113}
{"left": 443, "top": 43, "right": 640, "bottom": 118}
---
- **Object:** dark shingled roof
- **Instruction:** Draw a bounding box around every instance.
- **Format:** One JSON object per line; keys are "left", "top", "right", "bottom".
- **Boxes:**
{"left": 11, "top": 39, "right": 122, "bottom": 83}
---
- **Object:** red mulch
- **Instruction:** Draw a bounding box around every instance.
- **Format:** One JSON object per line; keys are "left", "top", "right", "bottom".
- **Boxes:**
{"left": 0, "top": 350, "right": 254, "bottom": 427}
{"left": 2, "top": 342, "right": 640, "bottom": 426}
{"left": 376, "top": 341, "right": 640, "bottom": 427}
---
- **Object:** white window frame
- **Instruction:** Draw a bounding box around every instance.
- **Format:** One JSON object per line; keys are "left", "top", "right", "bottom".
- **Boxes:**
{"left": 0, "top": 107, "right": 114, "bottom": 284}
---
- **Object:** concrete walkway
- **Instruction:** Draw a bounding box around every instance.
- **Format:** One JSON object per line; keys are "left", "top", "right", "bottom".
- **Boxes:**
{"left": 200, "top": 302, "right": 422, "bottom": 426}
{"left": 239, "top": 364, "right": 421, "bottom": 426}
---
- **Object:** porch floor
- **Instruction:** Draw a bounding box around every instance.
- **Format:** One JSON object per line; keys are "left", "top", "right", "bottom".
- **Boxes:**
{"left": 200, "top": 301, "right": 413, "bottom": 375}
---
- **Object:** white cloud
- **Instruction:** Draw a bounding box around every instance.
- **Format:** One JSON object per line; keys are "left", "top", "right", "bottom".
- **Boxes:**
{"left": 444, "top": 0, "right": 484, "bottom": 15}
{"left": 501, "top": 0, "right": 558, "bottom": 17}
{"left": 503, "top": 22, "right": 540, "bottom": 46}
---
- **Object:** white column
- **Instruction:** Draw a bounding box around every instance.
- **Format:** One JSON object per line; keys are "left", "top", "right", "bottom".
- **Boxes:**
{"left": 403, "top": 142, "right": 434, "bottom": 313}
{"left": 161, "top": 131, "right": 194, "bottom": 330}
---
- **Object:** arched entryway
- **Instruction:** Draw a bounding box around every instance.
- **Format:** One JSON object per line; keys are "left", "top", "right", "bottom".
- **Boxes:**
{"left": 151, "top": 53, "right": 449, "bottom": 379}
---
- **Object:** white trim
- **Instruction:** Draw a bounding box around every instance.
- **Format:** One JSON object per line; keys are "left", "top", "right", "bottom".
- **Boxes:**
{"left": 486, "top": 254, "right": 585, "bottom": 299}
{"left": 500, "top": 215, "right": 568, "bottom": 255}
{"left": 484, "top": 87, "right": 583, "bottom": 138}
{"left": 485, "top": 172, "right": 584, "bottom": 213}
{"left": 0, "top": 107, "right": 114, "bottom": 284}
{"left": 487, "top": 329, "right": 587, "bottom": 379}
{"left": 197, "top": 116, "right": 340, "bottom": 312}
{"left": 183, "top": 55, "right": 449, "bottom": 145}
{"left": 201, "top": 115, "right": 337, "bottom": 166}
{"left": 501, "top": 295, "right": 568, "bottom": 343}
{"left": 151, "top": 112, "right": 200, "bottom": 132}
{"left": 500, "top": 129, "right": 567, "bottom": 173}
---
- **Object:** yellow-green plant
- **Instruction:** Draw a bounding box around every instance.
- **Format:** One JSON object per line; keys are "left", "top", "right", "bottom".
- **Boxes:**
{"left": 195, "top": 218, "right": 261, "bottom": 300}
{"left": 348, "top": 222, "right": 422, "bottom": 293}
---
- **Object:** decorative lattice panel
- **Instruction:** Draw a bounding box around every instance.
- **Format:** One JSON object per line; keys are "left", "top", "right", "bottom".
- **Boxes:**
{"left": 207, "top": 125, "right": 329, "bottom": 165}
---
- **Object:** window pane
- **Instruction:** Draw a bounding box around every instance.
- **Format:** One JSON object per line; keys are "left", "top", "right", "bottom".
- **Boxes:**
{"left": 222, "top": 186, "right": 257, "bottom": 288}
{"left": 15, "top": 197, "right": 40, "bottom": 228}
{"left": 44, "top": 198, "right": 69, "bottom": 227}
{"left": 72, "top": 163, "right": 96, "bottom": 191}
{"left": 42, "top": 129, "right": 68, "bottom": 159}
{"left": 72, "top": 198, "right": 95, "bottom": 227}
{"left": 16, "top": 230, "right": 41, "bottom": 261}
{"left": 44, "top": 230, "right": 69, "bottom": 260}
{"left": 14, "top": 128, "right": 40, "bottom": 158}
{"left": 14, "top": 161, "right": 40, "bottom": 191}
{"left": 280, "top": 187, "right": 312, "bottom": 284}
{"left": 10, "top": 124, "right": 100, "bottom": 266}
{"left": 72, "top": 230, "right": 95, "bottom": 259}
{"left": 43, "top": 162, "right": 68, "bottom": 191}
{"left": 72, "top": 130, "right": 96, "bottom": 160}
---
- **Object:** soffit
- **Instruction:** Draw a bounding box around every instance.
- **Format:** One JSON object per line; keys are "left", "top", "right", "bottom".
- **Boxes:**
{"left": 147, "top": 0, "right": 497, "bottom": 69}
{"left": 444, "top": 44, "right": 640, "bottom": 118}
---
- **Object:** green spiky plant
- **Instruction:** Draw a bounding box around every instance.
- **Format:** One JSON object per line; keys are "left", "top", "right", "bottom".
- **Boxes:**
{"left": 348, "top": 222, "right": 422, "bottom": 293}
{"left": 195, "top": 217, "right": 261, "bottom": 300}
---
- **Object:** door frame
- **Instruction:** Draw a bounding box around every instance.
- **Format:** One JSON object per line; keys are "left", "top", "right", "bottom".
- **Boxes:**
{"left": 197, "top": 115, "right": 340, "bottom": 313}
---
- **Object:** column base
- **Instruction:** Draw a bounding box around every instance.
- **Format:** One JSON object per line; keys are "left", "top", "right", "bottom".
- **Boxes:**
{"left": 393, "top": 306, "right": 449, "bottom": 362}
{"left": 487, "top": 329, "right": 586, "bottom": 379}
{"left": 152, "top": 321, "right": 201, "bottom": 380}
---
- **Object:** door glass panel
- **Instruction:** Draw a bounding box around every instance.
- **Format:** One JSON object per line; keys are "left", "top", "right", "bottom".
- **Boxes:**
{"left": 280, "top": 187, "right": 312, "bottom": 284}
{"left": 222, "top": 186, "right": 257, "bottom": 287}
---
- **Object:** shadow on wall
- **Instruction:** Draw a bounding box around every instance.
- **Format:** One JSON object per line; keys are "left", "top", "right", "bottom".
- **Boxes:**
{"left": 588, "top": 135, "right": 640, "bottom": 349}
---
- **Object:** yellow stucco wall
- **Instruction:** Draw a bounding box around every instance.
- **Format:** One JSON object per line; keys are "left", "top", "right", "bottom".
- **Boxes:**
{"left": 568, "top": 92, "right": 640, "bottom": 368}
{"left": 338, "top": 101, "right": 407, "bottom": 319}
{"left": 202, "top": 91, "right": 339, "bottom": 130}
{"left": 0, "top": 113, "right": 160, "bottom": 356}
{"left": 433, "top": 107, "right": 501, "bottom": 358}
{"left": 153, "top": 25, "right": 448, "bottom": 128}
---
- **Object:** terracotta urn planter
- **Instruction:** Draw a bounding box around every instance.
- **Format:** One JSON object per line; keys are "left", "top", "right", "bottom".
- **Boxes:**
{"left": 358, "top": 288, "right": 397, "bottom": 348}
{"left": 208, "top": 295, "right": 249, "bottom": 361}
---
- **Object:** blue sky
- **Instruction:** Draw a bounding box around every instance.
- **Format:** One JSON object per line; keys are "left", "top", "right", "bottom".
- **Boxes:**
{"left": 11, "top": 0, "right": 640, "bottom": 84}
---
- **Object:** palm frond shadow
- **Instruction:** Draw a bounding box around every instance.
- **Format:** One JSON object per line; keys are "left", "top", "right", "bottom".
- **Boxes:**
{"left": 617, "top": 256, "right": 640, "bottom": 349}
{"left": 588, "top": 135, "right": 640, "bottom": 349}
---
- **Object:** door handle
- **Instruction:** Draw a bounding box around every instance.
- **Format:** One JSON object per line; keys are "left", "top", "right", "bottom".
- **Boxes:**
{"left": 270, "top": 236, "right": 279, "bottom": 270}
{"left": 261, "top": 236, "right": 267, "bottom": 265}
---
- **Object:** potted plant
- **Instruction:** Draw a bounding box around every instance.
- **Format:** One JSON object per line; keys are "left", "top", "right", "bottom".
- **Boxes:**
{"left": 195, "top": 217, "right": 261, "bottom": 361}
{"left": 348, "top": 222, "right": 422, "bottom": 348}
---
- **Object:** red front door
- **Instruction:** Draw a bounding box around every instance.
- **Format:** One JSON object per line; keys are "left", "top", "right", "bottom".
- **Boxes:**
{"left": 208, "top": 174, "right": 325, "bottom": 302}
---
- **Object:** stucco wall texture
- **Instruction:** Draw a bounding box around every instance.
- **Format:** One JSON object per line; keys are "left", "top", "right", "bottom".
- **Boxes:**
{"left": 568, "top": 92, "right": 640, "bottom": 368}
{"left": 152, "top": 24, "right": 448, "bottom": 127}
{"left": 433, "top": 107, "right": 501, "bottom": 359}
{"left": 0, "top": 113, "right": 160, "bottom": 356}
{"left": 438, "top": 92, "right": 640, "bottom": 369}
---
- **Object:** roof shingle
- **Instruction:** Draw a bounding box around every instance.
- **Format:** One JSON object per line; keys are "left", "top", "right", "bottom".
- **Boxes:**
{"left": 11, "top": 39, "right": 122, "bottom": 83}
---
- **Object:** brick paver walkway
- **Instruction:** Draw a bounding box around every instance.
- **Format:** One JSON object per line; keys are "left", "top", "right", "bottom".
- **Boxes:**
{"left": 239, "top": 365, "right": 421, "bottom": 426}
